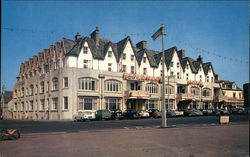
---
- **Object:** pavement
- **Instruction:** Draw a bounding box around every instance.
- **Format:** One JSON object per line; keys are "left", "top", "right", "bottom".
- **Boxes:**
{"left": 0, "top": 122, "right": 249, "bottom": 157}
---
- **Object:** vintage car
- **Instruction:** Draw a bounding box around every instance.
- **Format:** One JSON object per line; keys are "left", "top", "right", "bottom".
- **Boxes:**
{"left": 138, "top": 110, "right": 150, "bottom": 118}
{"left": 148, "top": 109, "right": 162, "bottom": 118}
{"left": 74, "top": 110, "right": 96, "bottom": 121}
{"left": 0, "top": 129, "right": 20, "bottom": 140}
{"left": 96, "top": 109, "right": 112, "bottom": 120}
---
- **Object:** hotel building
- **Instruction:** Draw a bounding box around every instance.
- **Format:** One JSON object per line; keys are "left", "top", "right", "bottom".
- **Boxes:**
{"left": 8, "top": 27, "right": 243, "bottom": 120}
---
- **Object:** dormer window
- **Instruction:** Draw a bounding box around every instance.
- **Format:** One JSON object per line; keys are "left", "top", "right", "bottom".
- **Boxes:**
{"left": 200, "top": 67, "right": 202, "bottom": 72}
{"left": 143, "top": 57, "right": 146, "bottom": 63}
{"left": 108, "top": 51, "right": 112, "bottom": 57}
{"left": 83, "top": 47, "right": 88, "bottom": 54}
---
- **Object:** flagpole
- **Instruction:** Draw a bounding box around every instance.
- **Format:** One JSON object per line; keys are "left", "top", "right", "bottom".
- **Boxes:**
{"left": 161, "top": 24, "right": 167, "bottom": 128}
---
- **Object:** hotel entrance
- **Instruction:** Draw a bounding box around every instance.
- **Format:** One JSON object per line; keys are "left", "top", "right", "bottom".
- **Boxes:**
{"left": 126, "top": 99, "right": 147, "bottom": 111}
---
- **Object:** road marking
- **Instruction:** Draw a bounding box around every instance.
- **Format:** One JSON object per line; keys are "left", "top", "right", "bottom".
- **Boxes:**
{"left": 211, "top": 123, "right": 216, "bottom": 125}
{"left": 124, "top": 127, "right": 129, "bottom": 130}
{"left": 135, "top": 126, "right": 143, "bottom": 129}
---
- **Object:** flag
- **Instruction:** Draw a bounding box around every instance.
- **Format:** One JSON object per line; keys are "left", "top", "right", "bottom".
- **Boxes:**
{"left": 151, "top": 26, "right": 163, "bottom": 40}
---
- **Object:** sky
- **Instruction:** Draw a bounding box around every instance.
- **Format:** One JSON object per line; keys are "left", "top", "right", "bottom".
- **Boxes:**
{"left": 1, "top": 1, "right": 249, "bottom": 91}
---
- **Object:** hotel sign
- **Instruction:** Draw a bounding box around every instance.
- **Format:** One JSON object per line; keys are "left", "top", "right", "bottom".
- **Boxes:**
{"left": 123, "top": 73, "right": 163, "bottom": 83}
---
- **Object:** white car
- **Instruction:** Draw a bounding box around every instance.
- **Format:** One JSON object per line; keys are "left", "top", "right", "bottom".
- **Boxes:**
{"left": 139, "top": 110, "right": 150, "bottom": 118}
{"left": 74, "top": 110, "right": 96, "bottom": 121}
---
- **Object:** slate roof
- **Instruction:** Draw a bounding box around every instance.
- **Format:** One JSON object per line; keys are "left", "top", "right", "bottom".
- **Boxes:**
{"left": 218, "top": 80, "right": 242, "bottom": 91}
{"left": 21, "top": 28, "right": 220, "bottom": 78}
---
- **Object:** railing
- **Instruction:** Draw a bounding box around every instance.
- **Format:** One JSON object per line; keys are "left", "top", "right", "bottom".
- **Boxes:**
{"left": 125, "top": 90, "right": 150, "bottom": 98}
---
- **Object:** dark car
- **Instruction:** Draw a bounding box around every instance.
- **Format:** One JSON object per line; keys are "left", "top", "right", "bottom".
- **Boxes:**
{"left": 96, "top": 109, "right": 112, "bottom": 120}
{"left": 122, "top": 110, "right": 141, "bottom": 119}
{"left": 167, "top": 110, "right": 177, "bottom": 117}
{"left": 148, "top": 109, "right": 162, "bottom": 118}
{"left": 0, "top": 129, "right": 20, "bottom": 140}
{"left": 111, "top": 109, "right": 123, "bottom": 120}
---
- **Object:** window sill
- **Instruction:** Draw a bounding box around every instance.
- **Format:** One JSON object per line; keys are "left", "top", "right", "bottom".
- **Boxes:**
{"left": 39, "top": 110, "right": 45, "bottom": 112}
{"left": 51, "top": 90, "right": 59, "bottom": 92}
{"left": 62, "top": 87, "right": 69, "bottom": 90}
{"left": 62, "top": 110, "right": 69, "bottom": 112}
{"left": 50, "top": 110, "right": 58, "bottom": 112}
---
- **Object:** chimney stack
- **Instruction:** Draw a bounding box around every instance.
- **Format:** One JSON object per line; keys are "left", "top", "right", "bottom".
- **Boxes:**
{"left": 136, "top": 40, "right": 147, "bottom": 50}
{"left": 197, "top": 55, "right": 203, "bottom": 62}
{"left": 179, "top": 49, "right": 185, "bottom": 59}
{"left": 75, "top": 32, "right": 81, "bottom": 41}
{"left": 90, "top": 27, "right": 99, "bottom": 45}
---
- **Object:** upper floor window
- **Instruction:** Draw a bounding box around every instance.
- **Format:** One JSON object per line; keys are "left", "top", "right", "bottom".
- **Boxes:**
{"left": 186, "top": 65, "right": 189, "bottom": 70}
{"left": 52, "top": 77, "right": 58, "bottom": 90}
{"left": 170, "top": 71, "right": 174, "bottom": 76}
{"left": 206, "top": 76, "right": 209, "bottom": 82}
{"left": 29, "top": 84, "right": 34, "bottom": 96}
{"left": 170, "top": 62, "right": 173, "bottom": 67}
{"left": 166, "top": 85, "right": 174, "bottom": 95}
{"left": 200, "top": 67, "right": 202, "bottom": 72}
{"left": 143, "top": 68, "right": 147, "bottom": 75}
{"left": 211, "top": 77, "right": 214, "bottom": 82}
{"left": 177, "top": 62, "right": 180, "bottom": 68}
{"left": 160, "top": 70, "right": 163, "bottom": 77}
{"left": 203, "top": 88, "right": 211, "bottom": 97}
{"left": 191, "top": 87, "right": 200, "bottom": 95}
{"left": 83, "top": 47, "right": 88, "bottom": 54}
{"left": 105, "top": 80, "right": 121, "bottom": 92}
{"left": 233, "top": 92, "right": 236, "bottom": 98}
{"left": 143, "top": 57, "right": 147, "bottom": 63}
{"left": 145, "top": 83, "right": 158, "bottom": 94}
{"left": 83, "top": 60, "right": 91, "bottom": 69}
{"left": 108, "top": 51, "right": 112, "bottom": 57}
{"left": 122, "top": 65, "right": 126, "bottom": 72}
{"left": 131, "top": 55, "right": 134, "bottom": 61}
{"left": 63, "top": 77, "right": 68, "bottom": 88}
{"left": 131, "top": 66, "right": 135, "bottom": 74}
{"left": 123, "top": 53, "right": 126, "bottom": 60}
{"left": 79, "top": 77, "right": 98, "bottom": 91}
{"left": 21, "top": 87, "right": 25, "bottom": 97}
{"left": 108, "top": 63, "right": 112, "bottom": 71}
{"left": 186, "top": 74, "right": 189, "bottom": 80}
{"left": 40, "top": 81, "right": 44, "bottom": 93}
{"left": 177, "top": 72, "right": 180, "bottom": 79}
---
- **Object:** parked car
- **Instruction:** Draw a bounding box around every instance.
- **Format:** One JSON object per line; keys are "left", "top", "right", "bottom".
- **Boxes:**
{"left": 110, "top": 109, "right": 123, "bottom": 120}
{"left": 148, "top": 109, "right": 162, "bottom": 118}
{"left": 167, "top": 110, "right": 177, "bottom": 117}
{"left": 220, "top": 109, "right": 230, "bottom": 115}
{"left": 174, "top": 110, "right": 184, "bottom": 117}
{"left": 139, "top": 110, "right": 150, "bottom": 118}
{"left": 0, "top": 129, "right": 20, "bottom": 140}
{"left": 213, "top": 109, "right": 222, "bottom": 116}
{"left": 96, "top": 109, "right": 112, "bottom": 120}
{"left": 188, "top": 109, "right": 203, "bottom": 116}
{"left": 203, "top": 109, "right": 213, "bottom": 116}
{"left": 74, "top": 110, "right": 96, "bottom": 121}
{"left": 122, "top": 110, "right": 141, "bottom": 119}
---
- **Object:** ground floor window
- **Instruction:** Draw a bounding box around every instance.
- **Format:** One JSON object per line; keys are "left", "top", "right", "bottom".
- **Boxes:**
{"left": 105, "top": 98, "right": 121, "bottom": 111}
{"left": 40, "top": 99, "right": 45, "bottom": 111}
{"left": 78, "top": 97, "right": 97, "bottom": 110}
{"left": 29, "top": 101, "right": 33, "bottom": 111}
{"left": 165, "top": 99, "right": 174, "bottom": 110}
{"left": 52, "top": 98, "right": 58, "bottom": 110}
{"left": 146, "top": 100, "right": 158, "bottom": 110}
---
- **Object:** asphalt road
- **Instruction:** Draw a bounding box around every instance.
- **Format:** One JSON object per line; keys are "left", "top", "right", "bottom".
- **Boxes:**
{"left": 0, "top": 115, "right": 248, "bottom": 134}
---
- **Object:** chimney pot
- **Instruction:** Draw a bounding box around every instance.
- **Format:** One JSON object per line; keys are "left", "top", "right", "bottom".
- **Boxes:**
{"left": 90, "top": 27, "right": 100, "bottom": 45}
{"left": 75, "top": 32, "right": 81, "bottom": 41}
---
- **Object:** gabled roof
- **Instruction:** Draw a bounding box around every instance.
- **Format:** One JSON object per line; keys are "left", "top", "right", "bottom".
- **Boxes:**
{"left": 202, "top": 62, "right": 215, "bottom": 76}
{"left": 180, "top": 57, "right": 197, "bottom": 73}
{"left": 61, "top": 38, "right": 76, "bottom": 55}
